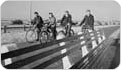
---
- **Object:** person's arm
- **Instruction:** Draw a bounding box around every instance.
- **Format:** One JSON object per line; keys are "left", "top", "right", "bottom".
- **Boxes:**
{"left": 32, "top": 17, "right": 36, "bottom": 25}
{"left": 80, "top": 16, "right": 86, "bottom": 26}
{"left": 39, "top": 16, "right": 44, "bottom": 24}
{"left": 61, "top": 15, "right": 65, "bottom": 23}
{"left": 53, "top": 17, "right": 56, "bottom": 26}
{"left": 69, "top": 14, "right": 72, "bottom": 24}
{"left": 92, "top": 15, "right": 94, "bottom": 24}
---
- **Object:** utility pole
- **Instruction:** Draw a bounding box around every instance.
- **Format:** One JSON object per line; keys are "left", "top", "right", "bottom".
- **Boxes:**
{"left": 30, "top": 1, "right": 32, "bottom": 24}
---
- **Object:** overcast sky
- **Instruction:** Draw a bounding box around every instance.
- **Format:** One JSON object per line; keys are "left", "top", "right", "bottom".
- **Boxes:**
{"left": 1, "top": 0, "right": 120, "bottom": 21}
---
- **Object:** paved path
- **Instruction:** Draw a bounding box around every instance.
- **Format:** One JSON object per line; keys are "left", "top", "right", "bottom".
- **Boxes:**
{"left": 109, "top": 29, "right": 120, "bottom": 69}
{"left": 96, "top": 27, "right": 120, "bottom": 69}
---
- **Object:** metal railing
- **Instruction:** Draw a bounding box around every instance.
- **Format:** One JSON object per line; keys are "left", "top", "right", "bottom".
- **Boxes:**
{"left": 1, "top": 29, "right": 106, "bottom": 69}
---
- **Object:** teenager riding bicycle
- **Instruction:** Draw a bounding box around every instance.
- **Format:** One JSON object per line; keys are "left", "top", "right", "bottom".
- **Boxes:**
{"left": 80, "top": 10, "right": 94, "bottom": 33}
{"left": 48, "top": 12, "right": 57, "bottom": 39}
{"left": 61, "top": 10, "right": 73, "bottom": 37}
{"left": 32, "top": 11, "right": 44, "bottom": 41}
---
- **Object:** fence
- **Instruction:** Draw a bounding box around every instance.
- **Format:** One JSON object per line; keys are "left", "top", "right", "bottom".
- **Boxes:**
{"left": 1, "top": 29, "right": 106, "bottom": 69}
{"left": 1, "top": 25, "right": 31, "bottom": 33}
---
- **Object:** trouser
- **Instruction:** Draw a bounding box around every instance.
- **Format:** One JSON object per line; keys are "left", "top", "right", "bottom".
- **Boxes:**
{"left": 65, "top": 24, "right": 72, "bottom": 36}
{"left": 91, "top": 25, "right": 94, "bottom": 30}
{"left": 48, "top": 26, "right": 56, "bottom": 39}
{"left": 36, "top": 25, "right": 42, "bottom": 40}
{"left": 51, "top": 26, "right": 56, "bottom": 39}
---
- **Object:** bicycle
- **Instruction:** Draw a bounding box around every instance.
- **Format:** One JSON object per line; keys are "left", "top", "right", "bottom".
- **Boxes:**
{"left": 82, "top": 25, "right": 93, "bottom": 34}
{"left": 47, "top": 24, "right": 57, "bottom": 40}
{"left": 41, "top": 23, "right": 56, "bottom": 42}
{"left": 82, "top": 25, "right": 93, "bottom": 51}
{"left": 25, "top": 23, "right": 48, "bottom": 43}
{"left": 58, "top": 23, "right": 74, "bottom": 37}
{"left": 25, "top": 24, "right": 37, "bottom": 43}
{"left": 39, "top": 23, "right": 49, "bottom": 43}
{"left": 26, "top": 22, "right": 57, "bottom": 43}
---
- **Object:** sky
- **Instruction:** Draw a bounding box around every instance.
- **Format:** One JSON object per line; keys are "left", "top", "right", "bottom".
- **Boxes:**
{"left": 1, "top": 0, "right": 120, "bottom": 21}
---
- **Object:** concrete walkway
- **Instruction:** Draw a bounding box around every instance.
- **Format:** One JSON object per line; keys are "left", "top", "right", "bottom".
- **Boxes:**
{"left": 109, "top": 29, "right": 120, "bottom": 69}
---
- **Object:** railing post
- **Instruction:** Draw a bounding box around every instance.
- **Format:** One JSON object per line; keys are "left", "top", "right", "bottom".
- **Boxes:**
{"left": 24, "top": 24, "right": 26, "bottom": 31}
{"left": 4, "top": 25, "right": 7, "bottom": 33}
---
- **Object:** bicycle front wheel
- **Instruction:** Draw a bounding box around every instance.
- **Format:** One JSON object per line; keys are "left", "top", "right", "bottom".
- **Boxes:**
{"left": 26, "top": 29, "right": 37, "bottom": 43}
{"left": 40, "top": 31, "right": 48, "bottom": 43}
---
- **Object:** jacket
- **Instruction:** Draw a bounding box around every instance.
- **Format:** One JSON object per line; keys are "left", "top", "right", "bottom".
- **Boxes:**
{"left": 61, "top": 14, "right": 72, "bottom": 26}
{"left": 80, "top": 14, "right": 94, "bottom": 27}
{"left": 33, "top": 15, "right": 44, "bottom": 26}
{"left": 49, "top": 16, "right": 56, "bottom": 26}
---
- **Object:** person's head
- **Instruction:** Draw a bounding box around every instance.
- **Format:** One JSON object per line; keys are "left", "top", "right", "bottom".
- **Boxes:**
{"left": 86, "top": 9, "right": 91, "bottom": 16}
{"left": 49, "top": 12, "right": 53, "bottom": 17}
{"left": 65, "top": 10, "right": 69, "bottom": 16}
{"left": 34, "top": 11, "right": 39, "bottom": 17}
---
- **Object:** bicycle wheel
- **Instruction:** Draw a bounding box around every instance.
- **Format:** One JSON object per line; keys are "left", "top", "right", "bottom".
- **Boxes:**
{"left": 57, "top": 30, "right": 66, "bottom": 36}
{"left": 48, "top": 29, "right": 53, "bottom": 40}
{"left": 69, "top": 29, "right": 74, "bottom": 36}
{"left": 40, "top": 31, "right": 48, "bottom": 43}
{"left": 26, "top": 29, "right": 37, "bottom": 43}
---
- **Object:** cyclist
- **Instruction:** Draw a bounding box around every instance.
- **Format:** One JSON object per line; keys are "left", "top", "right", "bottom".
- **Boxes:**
{"left": 48, "top": 12, "right": 56, "bottom": 39}
{"left": 79, "top": 10, "right": 94, "bottom": 51}
{"left": 32, "top": 11, "right": 44, "bottom": 41}
{"left": 80, "top": 10, "right": 94, "bottom": 32}
{"left": 61, "top": 10, "right": 72, "bottom": 37}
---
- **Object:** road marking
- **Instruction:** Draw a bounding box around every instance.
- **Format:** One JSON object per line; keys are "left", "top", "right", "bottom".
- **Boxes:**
{"left": 77, "top": 32, "right": 83, "bottom": 35}
{"left": 92, "top": 40, "right": 97, "bottom": 49}
{"left": 1, "top": 44, "right": 17, "bottom": 65}
{"left": 80, "top": 36, "right": 84, "bottom": 39}
{"left": 81, "top": 45, "right": 89, "bottom": 57}
{"left": 91, "top": 37, "right": 95, "bottom": 40}
{"left": 80, "top": 41, "right": 85, "bottom": 45}
{"left": 4, "top": 58, "right": 12, "bottom": 65}
{"left": 98, "top": 37, "right": 102, "bottom": 44}
{"left": 56, "top": 32, "right": 71, "bottom": 69}
{"left": 90, "top": 33, "right": 94, "bottom": 36}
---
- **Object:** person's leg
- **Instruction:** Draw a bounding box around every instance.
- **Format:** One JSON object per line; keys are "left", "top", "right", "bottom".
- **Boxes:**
{"left": 82, "top": 25, "right": 86, "bottom": 33}
{"left": 47, "top": 26, "right": 51, "bottom": 33}
{"left": 53, "top": 26, "right": 56, "bottom": 39}
{"left": 90, "top": 25, "right": 94, "bottom": 30}
{"left": 66, "top": 25, "right": 70, "bottom": 36}
{"left": 51, "top": 26, "right": 54, "bottom": 37}
{"left": 36, "top": 28, "right": 40, "bottom": 41}
{"left": 68, "top": 24, "right": 72, "bottom": 36}
{"left": 92, "top": 25, "right": 94, "bottom": 30}
{"left": 36, "top": 25, "right": 41, "bottom": 41}
{"left": 66, "top": 24, "right": 71, "bottom": 37}
{"left": 65, "top": 25, "right": 68, "bottom": 35}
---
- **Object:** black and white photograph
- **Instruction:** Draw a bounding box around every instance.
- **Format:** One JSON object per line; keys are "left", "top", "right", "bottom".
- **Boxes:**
{"left": 0, "top": 0, "right": 120, "bottom": 69}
